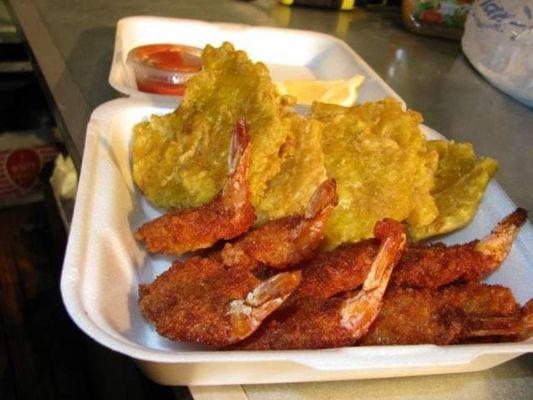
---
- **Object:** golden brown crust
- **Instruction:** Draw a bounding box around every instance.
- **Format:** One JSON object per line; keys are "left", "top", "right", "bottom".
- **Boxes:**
{"left": 237, "top": 219, "right": 407, "bottom": 350}
{"left": 237, "top": 295, "right": 354, "bottom": 350}
{"left": 296, "top": 240, "right": 378, "bottom": 299}
{"left": 295, "top": 209, "right": 527, "bottom": 293}
{"left": 138, "top": 179, "right": 338, "bottom": 347}
{"left": 139, "top": 207, "right": 529, "bottom": 349}
{"left": 222, "top": 179, "right": 338, "bottom": 271}
{"left": 222, "top": 216, "right": 319, "bottom": 270}
{"left": 392, "top": 241, "right": 490, "bottom": 288}
{"left": 135, "top": 194, "right": 256, "bottom": 255}
{"left": 139, "top": 255, "right": 296, "bottom": 348}
{"left": 360, "top": 283, "right": 522, "bottom": 346}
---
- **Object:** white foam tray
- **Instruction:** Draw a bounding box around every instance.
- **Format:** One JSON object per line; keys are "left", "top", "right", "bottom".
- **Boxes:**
{"left": 61, "top": 16, "right": 533, "bottom": 386}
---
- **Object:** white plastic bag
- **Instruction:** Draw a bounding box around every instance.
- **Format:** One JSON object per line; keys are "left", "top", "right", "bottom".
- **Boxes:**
{"left": 462, "top": 0, "right": 533, "bottom": 107}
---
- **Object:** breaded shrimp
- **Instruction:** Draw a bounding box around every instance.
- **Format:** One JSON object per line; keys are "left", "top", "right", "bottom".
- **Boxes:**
{"left": 393, "top": 208, "right": 527, "bottom": 288}
{"left": 360, "top": 283, "right": 529, "bottom": 345}
{"left": 297, "top": 209, "right": 527, "bottom": 298}
{"left": 135, "top": 118, "right": 255, "bottom": 255}
{"left": 237, "top": 219, "right": 406, "bottom": 350}
{"left": 221, "top": 179, "right": 338, "bottom": 270}
{"left": 139, "top": 256, "right": 301, "bottom": 348}
{"left": 139, "top": 179, "right": 339, "bottom": 347}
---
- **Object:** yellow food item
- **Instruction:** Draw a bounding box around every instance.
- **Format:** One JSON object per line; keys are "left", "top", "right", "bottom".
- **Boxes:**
{"left": 132, "top": 42, "right": 498, "bottom": 246}
{"left": 256, "top": 114, "right": 327, "bottom": 223}
{"left": 409, "top": 140, "right": 498, "bottom": 241}
{"left": 406, "top": 148, "right": 440, "bottom": 227}
{"left": 276, "top": 75, "right": 365, "bottom": 106}
{"left": 312, "top": 98, "right": 438, "bottom": 247}
{"left": 132, "top": 42, "right": 292, "bottom": 209}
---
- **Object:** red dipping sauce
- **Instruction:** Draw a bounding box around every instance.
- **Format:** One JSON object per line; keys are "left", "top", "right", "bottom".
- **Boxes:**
{"left": 126, "top": 44, "right": 203, "bottom": 96}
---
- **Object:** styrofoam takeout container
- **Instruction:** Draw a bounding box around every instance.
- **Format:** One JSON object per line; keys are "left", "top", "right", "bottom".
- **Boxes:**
{"left": 61, "top": 16, "right": 533, "bottom": 386}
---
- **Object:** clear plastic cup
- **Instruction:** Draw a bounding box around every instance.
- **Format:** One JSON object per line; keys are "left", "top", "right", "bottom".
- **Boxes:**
{"left": 126, "top": 44, "right": 203, "bottom": 96}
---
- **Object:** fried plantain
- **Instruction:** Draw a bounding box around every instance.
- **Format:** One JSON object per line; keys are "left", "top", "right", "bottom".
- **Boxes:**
{"left": 312, "top": 98, "right": 439, "bottom": 247}
{"left": 255, "top": 113, "right": 327, "bottom": 224}
{"left": 409, "top": 140, "right": 498, "bottom": 241}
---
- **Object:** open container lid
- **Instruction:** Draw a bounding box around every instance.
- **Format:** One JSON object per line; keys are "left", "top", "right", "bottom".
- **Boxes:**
{"left": 108, "top": 16, "right": 404, "bottom": 105}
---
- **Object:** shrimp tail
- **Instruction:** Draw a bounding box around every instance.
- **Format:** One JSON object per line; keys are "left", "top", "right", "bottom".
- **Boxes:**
{"left": 475, "top": 208, "right": 527, "bottom": 272}
{"left": 228, "top": 271, "right": 302, "bottom": 344}
{"left": 222, "top": 118, "right": 253, "bottom": 212}
{"left": 341, "top": 219, "right": 406, "bottom": 340}
{"left": 292, "top": 178, "right": 338, "bottom": 251}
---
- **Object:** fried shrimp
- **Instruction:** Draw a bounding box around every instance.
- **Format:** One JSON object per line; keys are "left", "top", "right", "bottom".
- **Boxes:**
{"left": 237, "top": 219, "right": 406, "bottom": 350}
{"left": 139, "top": 256, "right": 301, "bottom": 348}
{"left": 296, "top": 209, "right": 526, "bottom": 298}
{"left": 221, "top": 178, "right": 338, "bottom": 270}
{"left": 135, "top": 119, "right": 255, "bottom": 255}
{"left": 360, "top": 283, "right": 529, "bottom": 345}
{"left": 138, "top": 179, "right": 338, "bottom": 347}
{"left": 393, "top": 208, "right": 527, "bottom": 288}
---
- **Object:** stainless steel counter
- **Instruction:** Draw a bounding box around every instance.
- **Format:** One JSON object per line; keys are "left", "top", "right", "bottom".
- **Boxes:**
{"left": 6, "top": 0, "right": 532, "bottom": 398}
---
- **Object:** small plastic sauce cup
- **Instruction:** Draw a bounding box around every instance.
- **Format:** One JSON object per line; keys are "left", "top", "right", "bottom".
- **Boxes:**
{"left": 126, "top": 44, "right": 203, "bottom": 96}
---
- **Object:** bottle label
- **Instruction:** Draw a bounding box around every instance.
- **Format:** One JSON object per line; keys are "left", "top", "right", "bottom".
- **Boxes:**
{"left": 414, "top": 0, "right": 473, "bottom": 28}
